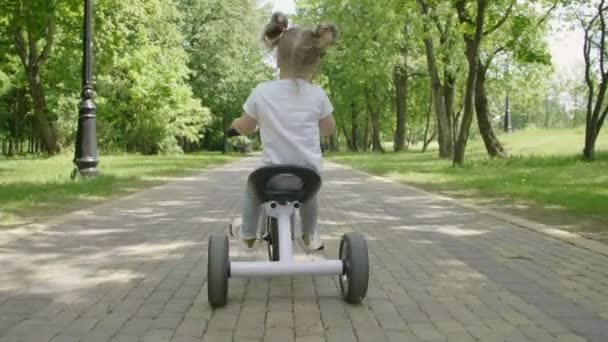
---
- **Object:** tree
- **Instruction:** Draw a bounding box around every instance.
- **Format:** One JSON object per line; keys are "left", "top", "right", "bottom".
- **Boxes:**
{"left": 91, "top": 0, "right": 209, "bottom": 154}
{"left": 0, "top": 0, "right": 212, "bottom": 156}
{"left": 453, "top": 0, "right": 488, "bottom": 165}
{"left": 298, "top": 0, "right": 403, "bottom": 153}
{"left": 575, "top": 0, "right": 608, "bottom": 159}
{"left": 1, "top": 0, "right": 75, "bottom": 154}
{"left": 475, "top": 0, "right": 556, "bottom": 157}
{"left": 178, "top": 0, "right": 272, "bottom": 153}
{"left": 393, "top": 7, "right": 428, "bottom": 152}
{"left": 470, "top": 0, "right": 517, "bottom": 158}
{"left": 417, "top": 0, "right": 460, "bottom": 159}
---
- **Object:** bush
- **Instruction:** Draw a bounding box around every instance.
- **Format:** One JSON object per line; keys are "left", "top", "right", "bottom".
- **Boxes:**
{"left": 158, "top": 136, "right": 184, "bottom": 155}
{"left": 230, "top": 136, "right": 252, "bottom": 154}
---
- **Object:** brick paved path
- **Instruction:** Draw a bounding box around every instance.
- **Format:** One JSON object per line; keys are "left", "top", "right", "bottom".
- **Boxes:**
{"left": 1, "top": 158, "right": 607, "bottom": 342}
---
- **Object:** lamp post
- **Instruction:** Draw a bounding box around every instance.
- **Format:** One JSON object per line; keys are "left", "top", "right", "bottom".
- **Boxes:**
{"left": 73, "top": 0, "right": 99, "bottom": 177}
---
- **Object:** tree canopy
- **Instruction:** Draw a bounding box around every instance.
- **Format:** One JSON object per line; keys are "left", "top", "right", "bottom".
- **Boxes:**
{"left": 0, "top": 0, "right": 604, "bottom": 162}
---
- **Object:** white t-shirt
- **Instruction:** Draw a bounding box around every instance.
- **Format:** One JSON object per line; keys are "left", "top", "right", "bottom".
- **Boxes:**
{"left": 243, "top": 79, "right": 334, "bottom": 174}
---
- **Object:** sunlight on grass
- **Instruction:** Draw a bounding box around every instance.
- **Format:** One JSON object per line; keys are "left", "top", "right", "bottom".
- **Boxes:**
{"left": 0, "top": 153, "right": 240, "bottom": 226}
{"left": 329, "top": 127, "right": 608, "bottom": 238}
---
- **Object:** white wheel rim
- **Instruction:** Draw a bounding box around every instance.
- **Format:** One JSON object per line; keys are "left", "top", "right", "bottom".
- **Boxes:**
{"left": 339, "top": 241, "right": 349, "bottom": 296}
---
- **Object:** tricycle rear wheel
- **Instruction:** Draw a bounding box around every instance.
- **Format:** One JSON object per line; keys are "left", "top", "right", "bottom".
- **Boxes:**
{"left": 339, "top": 232, "right": 369, "bottom": 304}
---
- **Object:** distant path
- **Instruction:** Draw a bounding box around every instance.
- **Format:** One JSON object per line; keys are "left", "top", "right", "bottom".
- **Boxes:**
{"left": 0, "top": 158, "right": 606, "bottom": 342}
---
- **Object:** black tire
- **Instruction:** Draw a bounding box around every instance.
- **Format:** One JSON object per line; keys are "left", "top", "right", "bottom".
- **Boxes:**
{"left": 269, "top": 218, "right": 280, "bottom": 261}
{"left": 208, "top": 234, "right": 229, "bottom": 307}
{"left": 339, "top": 232, "right": 369, "bottom": 304}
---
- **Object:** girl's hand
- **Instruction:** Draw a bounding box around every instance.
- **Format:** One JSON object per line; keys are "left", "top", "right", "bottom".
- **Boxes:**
{"left": 231, "top": 113, "right": 258, "bottom": 135}
{"left": 319, "top": 115, "right": 336, "bottom": 137}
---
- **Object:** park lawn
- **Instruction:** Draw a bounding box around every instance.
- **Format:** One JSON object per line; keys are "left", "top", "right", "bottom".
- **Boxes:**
{"left": 328, "top": 127, "right": 608, "bottom": 242}
{"left": 0, "top": 153, "right": 240, "bottom": 227}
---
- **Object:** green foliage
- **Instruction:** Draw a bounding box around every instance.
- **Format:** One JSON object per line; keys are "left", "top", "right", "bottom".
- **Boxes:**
{"left": 179, "top": 0, "right": 272, "bottom": 148}
{"left": 0, "top": 0, "right": 598, "bottom": 160}
{"left": 297, "top": 0, "right": 408, "bottom": 148}
{"left": 0, "top": 0, "right": 270, "bottom": 155}
{"left": 87, "top": 0, "right": 210, "bottom": 154}
{"left": 230, "top": 135, "right": 252, "bottom": 153}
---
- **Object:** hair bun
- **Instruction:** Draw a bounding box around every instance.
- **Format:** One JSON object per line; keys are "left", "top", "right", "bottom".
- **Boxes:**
{"left": 271, "top": 12, "right": 289, "bottom": 30}
{"left": 315, "top": 24, "right": 338, "bottom": 48}
{"left": 263, "top": 12, "right": 289, "bottom": 49}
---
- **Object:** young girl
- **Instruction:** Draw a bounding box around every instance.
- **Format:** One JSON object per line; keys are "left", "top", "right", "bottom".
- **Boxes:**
{"left": 229, "top": 12, "right": 338, "bottom": 251}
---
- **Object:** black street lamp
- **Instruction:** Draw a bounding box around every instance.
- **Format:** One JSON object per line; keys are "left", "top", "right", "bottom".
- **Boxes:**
{"left": 73, "top": 0, "right": 99, "bottom": 178}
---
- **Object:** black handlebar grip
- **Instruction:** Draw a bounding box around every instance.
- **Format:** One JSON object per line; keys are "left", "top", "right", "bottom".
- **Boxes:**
{"left": 226, "top": 127, "right": 240, "bottom": 138}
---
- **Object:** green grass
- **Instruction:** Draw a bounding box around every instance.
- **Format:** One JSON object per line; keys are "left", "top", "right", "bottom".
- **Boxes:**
{"left": 0, "top": 153, "right": 240, "bottom": 227}
{"left": 328, "top": 127, "right": 608, "bottom": 241}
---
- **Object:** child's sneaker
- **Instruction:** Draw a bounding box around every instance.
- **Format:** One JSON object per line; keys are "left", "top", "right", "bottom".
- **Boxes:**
{"left": 302, "top": 231, "right": 324, "bottom": 251}
{"left": 229, "top": 218, "right": 256, "bottom": 248}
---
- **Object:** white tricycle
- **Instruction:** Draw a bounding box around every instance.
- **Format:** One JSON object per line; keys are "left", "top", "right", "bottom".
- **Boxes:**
{"left": 207, "top": 164, "right": 369, "bottom": 307}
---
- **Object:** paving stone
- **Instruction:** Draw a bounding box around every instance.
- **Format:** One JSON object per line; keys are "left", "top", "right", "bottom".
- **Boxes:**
{"left": 1, "top": 159, "right": 608, "bottom": 342}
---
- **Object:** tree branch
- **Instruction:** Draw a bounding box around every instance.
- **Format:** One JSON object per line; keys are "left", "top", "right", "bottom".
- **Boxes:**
{"left": 38, "top": 12, "right": 56, "bottom": 66}
{"left": 416, "top": 0, "right": 430, "bottom": 16}
{"left": 430, "top": 12, "right": 446, "bottom": 37}
{"left": 483, "top": 46, "right": 506, "bottom": 70}
{"left": 13, "top": 27, "right": 29, "bottom": 67}
{"left": 417, "top": 0, "right": 445, "bottom": 35}
{"left": 405, "top": 71, "right": 429, "bottom": 80}
{"left": 455, "top": 0, "right": 474, "bottom": 26}
{"left": 597, "top": 104, "right": 608, "bottom": 134}
{"left": 537, "top": 0, "right": 560, "bottom": 27}
{"left": 483, "top": 0, "right": 516, "bottom": 36}
{"left": 27, "top": 29, "right": 38, "bottom": 67}
{"left": 583, "top": 13, "right": 598, "bottom": 126}
{"left": 474, "top": 0, "right": 487, "bottom": 43}
{"left": 599, "top": 0, "right": 607, "bottom": 78}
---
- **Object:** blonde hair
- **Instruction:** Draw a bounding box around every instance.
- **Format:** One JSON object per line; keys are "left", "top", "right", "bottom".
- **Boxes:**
{"left": 263, "top": 12, "right": 338, "bottom": 78}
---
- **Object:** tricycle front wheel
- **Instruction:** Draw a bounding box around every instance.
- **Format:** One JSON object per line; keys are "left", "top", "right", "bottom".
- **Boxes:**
{"left": 208, "top": 234, "right": 229, "bottom": 307}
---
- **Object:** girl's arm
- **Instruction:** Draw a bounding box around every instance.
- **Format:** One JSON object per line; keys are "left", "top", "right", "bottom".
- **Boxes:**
{"left": 231, "top": 114, "right": 258, "bottom": 135}
{"left": 319, "top": 115, "right": 336, "bottom": 137}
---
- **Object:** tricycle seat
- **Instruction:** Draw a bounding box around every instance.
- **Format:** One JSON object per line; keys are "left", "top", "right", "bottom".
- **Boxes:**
{"left": 247, "top": 164, "right": 321, "bottom": 204}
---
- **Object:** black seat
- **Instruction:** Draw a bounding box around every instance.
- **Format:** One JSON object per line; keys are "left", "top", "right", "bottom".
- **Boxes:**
{"left": 247, "top": 164, "right": 321, "bottom": 204}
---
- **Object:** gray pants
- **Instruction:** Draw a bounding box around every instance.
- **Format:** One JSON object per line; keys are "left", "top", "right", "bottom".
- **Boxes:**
{"left": 240, "top": 187, "right": 318, "bottom": 239}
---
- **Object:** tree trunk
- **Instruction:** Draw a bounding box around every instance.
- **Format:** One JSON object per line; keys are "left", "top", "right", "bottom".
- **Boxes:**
{"left": 342, "top": 126, "right": 354, "bottom": 151}
{"left": 393, "top": 66, "right": 408, "bottom": 152}
{"left": 453, "top": 41, "right": 479, "bottom": 165}
{"left": 453, "top": 0, "right": 487, "bottom": 166}
{"left": 475, "top": 61, "right": 507, "bottom": 158}
{"left": 583, "top": 95, "right": 608, "bottom": 160}
{"left": 504, "top": 94, "right": 512, "bottom": 132}
{"left": 544, "top": 96, "right": 551, "bottom": 128}
{"left": 422, "top": 130, "right": 437, "bottom": 153}
{"left": 444, "top": 75, "right": 457, "bottom": 147}
{"left": 222, "top": 113, "right": 228, "bottom": 154}
{"left": 14, "top": 18, "right": 59, "bottom": 155}
{"left": 362, "top": 113, "right": 370, "bottom": 152}
{"left": 365, "top": 89, "right": 385, "bottom": 153}
{"left": 13, "top": 88, "right": 28, "bottom": 154}
{"left": 418, "top": 0, "right": 453, "bottom": 159}
{"left": 583, "top": 129, "right": 598, "bottom": 160}
{"left": 582, "top": 1, "right": 608, "bottom": 160}
{"left": 423, "top": 42, "right": 452, "bottom": 159}
{"left": 422, "top": 88, "right": 434, "bottom": 153}
{"left": 329, "top": 133, "right": 338, "bottom": 151}
{"left": 351, "top": 104, "right": 359, "bottom": 151}
{"left": 371, "top": 109, "right": 384, "bottom": 153}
